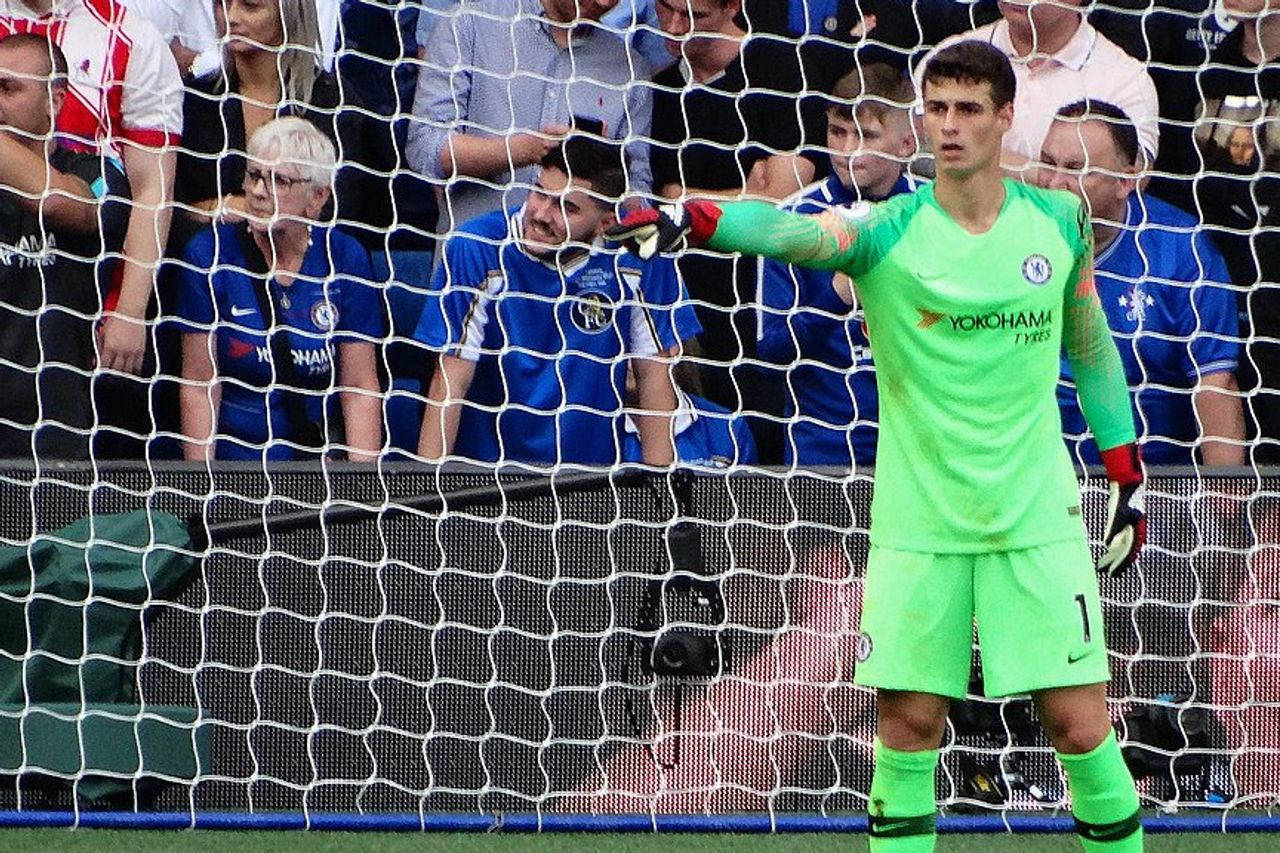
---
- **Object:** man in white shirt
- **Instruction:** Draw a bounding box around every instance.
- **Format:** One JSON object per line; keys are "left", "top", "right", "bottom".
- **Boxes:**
{"left": 917, "top": 0, "right": 1159, "bottom": 174}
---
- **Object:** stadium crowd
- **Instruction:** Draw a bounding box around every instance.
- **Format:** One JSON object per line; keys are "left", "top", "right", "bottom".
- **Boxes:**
{"left": 0, "top": 0, "right": 1275, "bottom": 469}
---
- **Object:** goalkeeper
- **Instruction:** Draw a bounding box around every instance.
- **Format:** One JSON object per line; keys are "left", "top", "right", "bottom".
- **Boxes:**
{"left": 609, "top": 41, "right": 1146, "bottom": 853}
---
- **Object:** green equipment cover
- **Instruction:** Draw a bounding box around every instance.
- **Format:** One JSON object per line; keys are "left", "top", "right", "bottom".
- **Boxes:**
{"left": 0, "top": 510, "right": 208, "bottom": 801}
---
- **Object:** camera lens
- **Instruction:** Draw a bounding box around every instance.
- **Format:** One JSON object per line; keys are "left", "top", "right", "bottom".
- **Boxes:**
{"left": 652, "top": 630, "right": 720, "bottom": 677}
{"left": 658, "top": 640, "right": 690, "bottom": 671}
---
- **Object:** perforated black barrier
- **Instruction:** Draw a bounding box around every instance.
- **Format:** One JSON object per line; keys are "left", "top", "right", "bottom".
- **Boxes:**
{"left": 0, "top": 464, "right": 1271, "bottom": 813}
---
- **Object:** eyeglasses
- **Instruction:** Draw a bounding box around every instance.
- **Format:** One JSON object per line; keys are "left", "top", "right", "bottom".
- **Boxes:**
{"left": 244, "top": 167, "right": 311, "bottom": 191}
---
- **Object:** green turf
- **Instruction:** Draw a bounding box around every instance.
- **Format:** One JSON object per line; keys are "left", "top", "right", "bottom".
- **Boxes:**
{"left": 0, "top": 831, "right": 1277, "bottom": 853}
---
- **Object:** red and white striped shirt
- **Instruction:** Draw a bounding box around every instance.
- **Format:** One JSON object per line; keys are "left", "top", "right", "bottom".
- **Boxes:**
{"left": 0, "top": 0, "right": 182, "bottom": 156}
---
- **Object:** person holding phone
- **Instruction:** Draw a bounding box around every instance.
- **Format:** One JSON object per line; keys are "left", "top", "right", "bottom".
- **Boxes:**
{"left": 407, "top": 0, "right": 654, "bottom": 237}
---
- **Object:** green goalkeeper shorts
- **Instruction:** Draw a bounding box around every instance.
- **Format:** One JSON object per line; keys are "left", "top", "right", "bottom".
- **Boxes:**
{"left": 852, "top": 539, "right": 1110, "bottom": 699}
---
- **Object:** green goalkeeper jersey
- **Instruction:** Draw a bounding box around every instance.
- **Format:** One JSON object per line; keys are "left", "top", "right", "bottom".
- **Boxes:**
{"left": 708, "top": 180, "right": 1134, "bottom": 553}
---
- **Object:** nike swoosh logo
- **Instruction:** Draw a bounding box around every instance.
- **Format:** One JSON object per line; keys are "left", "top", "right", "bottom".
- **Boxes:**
{"left": 231, "top": 306, "right": 254, "bottom": 317}
{"left": 1068, "top": 650, "right": 1093, "bottom": 664}
{"left": 877, "top": 821, "right": 914, "bottom": 833}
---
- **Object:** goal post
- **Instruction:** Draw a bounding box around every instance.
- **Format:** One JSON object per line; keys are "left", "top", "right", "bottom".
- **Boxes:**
{"left": 0, "top": 0, "right": 1276, "bottom": 834}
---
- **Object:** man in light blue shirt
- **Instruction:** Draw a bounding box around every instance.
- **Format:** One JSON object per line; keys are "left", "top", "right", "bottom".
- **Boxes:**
{"left": 408, "top": 0, "right": 653, "bottom": 236}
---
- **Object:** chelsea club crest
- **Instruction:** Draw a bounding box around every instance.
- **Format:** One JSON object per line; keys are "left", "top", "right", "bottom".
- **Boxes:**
{"left": 310, "top": 300, "right": 338, "bottom": 331}
{"left": 571, "top": 291, "right": 614, "bottom": 334}
{"left": 1021, "top": 254, "right": 1052, "bottom": 286}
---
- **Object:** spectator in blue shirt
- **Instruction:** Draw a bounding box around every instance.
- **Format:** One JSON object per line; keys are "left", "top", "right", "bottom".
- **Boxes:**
{"left": 174, "top": 117, "right": 385, "bottom": 462}
{"left": 1039, "top": 100, "right": 1245, "bottom": 466}
{"left": 415, "top": 137, "right": 700, "bottom": 467}
{"left": 756, "top": 65, "right": 920, "bottom": 468}
{"left": 620, "top": 365, "right": 757, "bottom": 467}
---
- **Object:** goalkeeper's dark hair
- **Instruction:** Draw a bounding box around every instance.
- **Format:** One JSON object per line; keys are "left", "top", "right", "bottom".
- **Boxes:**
{"left": 828, "top": 64, "right": 914, "bottom": 123}
{"left": 0, "top": 32, "right": 68, "bottom": 88}
{"left": 1056, "top": 100, "right": 1140, "bottom": 168}
{"left": 922, "top": 40, "right": 1016, "bottom": 109}
{"left": 541, "top": 135, "right": 627, "bottom": 204}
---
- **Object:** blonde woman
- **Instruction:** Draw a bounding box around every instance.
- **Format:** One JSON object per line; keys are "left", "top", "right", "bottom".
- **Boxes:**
{"left": 174, "top": 117, "right": 383, "bottom": 461}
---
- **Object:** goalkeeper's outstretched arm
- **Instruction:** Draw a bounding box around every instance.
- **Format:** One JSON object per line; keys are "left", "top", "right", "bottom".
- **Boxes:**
{"left": 607, "top": 200, "right": 866, "bottom": 273}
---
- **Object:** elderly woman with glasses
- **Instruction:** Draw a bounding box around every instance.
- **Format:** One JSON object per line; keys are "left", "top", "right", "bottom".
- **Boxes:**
{"left": 173, "top": 117, "right": 384, "bottom": 462}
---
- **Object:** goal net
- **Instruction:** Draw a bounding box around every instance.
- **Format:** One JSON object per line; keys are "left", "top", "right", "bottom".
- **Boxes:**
{"left": 0, "top": 0, "right": 1276, "bottom": 827}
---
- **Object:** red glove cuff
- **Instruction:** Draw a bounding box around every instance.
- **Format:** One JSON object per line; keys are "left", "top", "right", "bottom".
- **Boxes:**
{"left": 617, "top": 208, "right": 659, "bottom": 229}
{"left": 685, "top": 200, "right": 723, "bottom": 245}
{"left": 1100, "top": 443, "right": 1143, "bottom": 486}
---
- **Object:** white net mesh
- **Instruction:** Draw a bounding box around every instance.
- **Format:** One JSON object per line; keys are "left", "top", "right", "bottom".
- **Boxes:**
{"left": 0, "top": 0, "right": 1275, "bottom": 824}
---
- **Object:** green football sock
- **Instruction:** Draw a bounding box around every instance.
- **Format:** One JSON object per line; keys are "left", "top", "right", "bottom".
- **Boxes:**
{"left": 868, "top": 739, "right": 939, "bottom": 853}
{"left": 1058, "top": 730, "right": 1144, "bottom": 851}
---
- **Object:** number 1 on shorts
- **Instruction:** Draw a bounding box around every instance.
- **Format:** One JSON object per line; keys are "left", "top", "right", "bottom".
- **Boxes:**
{"left": 1075, "top": 593, "right": 1092, "bottom": 643}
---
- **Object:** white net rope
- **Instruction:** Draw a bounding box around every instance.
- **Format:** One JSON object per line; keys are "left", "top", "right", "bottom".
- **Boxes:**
{"left": 0, "top": 0, "right": 1275, "bottom": 821}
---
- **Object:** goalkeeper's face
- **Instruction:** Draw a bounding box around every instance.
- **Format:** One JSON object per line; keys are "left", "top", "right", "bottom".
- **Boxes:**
{"left": 921, "top": 78, "right": 1013, "bottom": 179}
{"left": 520, "top": 166, "right": 615, "bottom": 257}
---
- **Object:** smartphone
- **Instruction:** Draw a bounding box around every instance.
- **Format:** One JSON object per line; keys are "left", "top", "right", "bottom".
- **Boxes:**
{"left": 571, "top": 115, "right": 605, "bottom": 136}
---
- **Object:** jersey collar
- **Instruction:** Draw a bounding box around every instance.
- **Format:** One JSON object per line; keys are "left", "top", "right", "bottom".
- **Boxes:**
{"left": 817, "top": 171, "right": 922, "bottom": 207}
{"left": 990, "top": 17, "right": 1097, "bottom": 72}
{"left": 919, "top": 178, "right": 1016, "bottom": 231}
{"left": 1094, "top": 192, "right": 1140, "bottom": 269}
{"left": 823, "top": 175, "right": 857, "bottom": 206}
